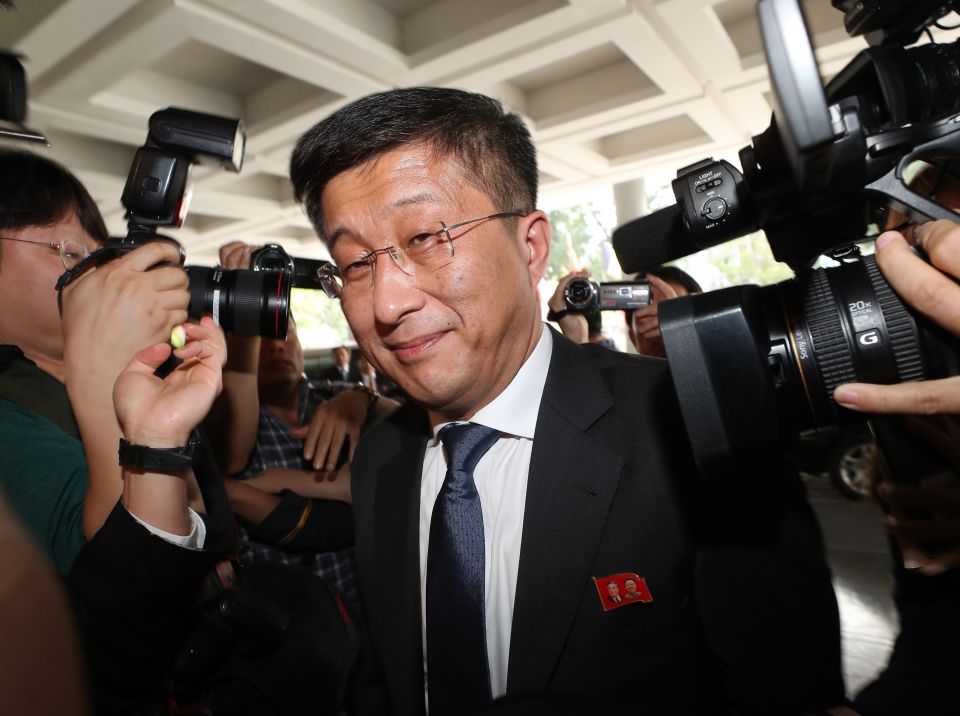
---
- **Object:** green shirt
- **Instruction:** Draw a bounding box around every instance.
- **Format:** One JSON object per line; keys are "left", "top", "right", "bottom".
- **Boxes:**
{"left": 0, "top": 352, "right": 87, "bottom": 574}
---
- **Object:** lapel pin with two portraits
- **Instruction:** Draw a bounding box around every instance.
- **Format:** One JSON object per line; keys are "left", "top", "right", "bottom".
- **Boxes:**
{"left": 593, "top": 573, "right": 653, "bottom": 612}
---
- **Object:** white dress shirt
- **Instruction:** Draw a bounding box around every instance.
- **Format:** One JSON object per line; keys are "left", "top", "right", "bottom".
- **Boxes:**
{"left": 127, "top": 504, "right": 207, "bottom": 549}
{"left": 419, "top": 325, "right": 553, "bottom": 702}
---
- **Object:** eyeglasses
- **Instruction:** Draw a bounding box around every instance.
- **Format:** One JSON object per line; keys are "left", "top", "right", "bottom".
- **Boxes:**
{"left": 0, "top": 235, "right": 92, "bottom": 270}
{"left": 330, "top": 210, "right": 526, "bottom": 297}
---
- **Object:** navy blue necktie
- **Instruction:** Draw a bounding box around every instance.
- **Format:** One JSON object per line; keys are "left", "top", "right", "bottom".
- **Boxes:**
{"left": 426, "top": 422, "right": 501, "bottom": 716}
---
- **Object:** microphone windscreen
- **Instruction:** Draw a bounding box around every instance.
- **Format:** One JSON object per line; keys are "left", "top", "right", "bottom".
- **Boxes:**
{"left": 612, "top": 204, "right": 701, "bottom": 274}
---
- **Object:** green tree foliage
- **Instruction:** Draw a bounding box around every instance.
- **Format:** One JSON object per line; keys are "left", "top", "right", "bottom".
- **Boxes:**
{"left": 546, "top": 202, "right": 618, "bottom": 281}
{"left": 291, "top": 288, "right": 352, "bottom": 349}
{"left": 687, "top": 231, "right": 794, "bottom": 290}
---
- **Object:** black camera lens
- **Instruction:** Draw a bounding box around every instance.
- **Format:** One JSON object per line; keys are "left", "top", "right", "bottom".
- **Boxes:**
{"left": 870, "top": 39, "right": 960, "bottom": 127}
{"left": 658, "top": 255, "right": 959, "bottom": 476}
{"left": 564, "top": 277, "right": 599, "bottom": 314}
{"left": 767, "top": 254, "right": 956, "bottom": 431}
{"left": 185, "top": 266, "right": 291, "bottom": 339}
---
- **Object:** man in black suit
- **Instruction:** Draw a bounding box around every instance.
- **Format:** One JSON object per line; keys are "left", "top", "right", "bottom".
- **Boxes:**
{"left": 320, "top": 345, "right": 361, "bottom": 384}
{"left": 290, "top": 87, "right": 845, "bottom": 715}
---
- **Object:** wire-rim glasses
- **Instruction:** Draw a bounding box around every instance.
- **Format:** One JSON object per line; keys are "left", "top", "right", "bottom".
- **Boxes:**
{"left": 330, "top": 210, "right": 526, "bottom": 297}
{"left": 0, "top": 235, "right": 92, "bottom": 270}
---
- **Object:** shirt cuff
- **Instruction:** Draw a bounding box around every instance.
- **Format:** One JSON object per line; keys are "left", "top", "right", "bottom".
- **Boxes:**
{"left": 125, "top": 505, "right": 207, "bottom": 550}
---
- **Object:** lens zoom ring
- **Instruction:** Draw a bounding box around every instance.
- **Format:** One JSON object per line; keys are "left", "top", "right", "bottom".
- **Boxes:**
{"left": 804, "top": 270, "right": 857, "bottom": 413}
{"left": 863, "top": 254, "right": 923, "bottom": 382}
{"left": 232, "top": 271, "right": 267, "bottom": 335}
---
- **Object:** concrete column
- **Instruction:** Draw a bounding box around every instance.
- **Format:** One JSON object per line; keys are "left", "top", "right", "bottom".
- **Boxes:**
{"left": 612, "top": 178, "right": 648, "bottom": 226}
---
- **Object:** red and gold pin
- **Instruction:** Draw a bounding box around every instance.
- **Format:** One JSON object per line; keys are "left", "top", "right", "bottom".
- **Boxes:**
{"left": 593, "top": 572, "right": 653, "bottom": 612}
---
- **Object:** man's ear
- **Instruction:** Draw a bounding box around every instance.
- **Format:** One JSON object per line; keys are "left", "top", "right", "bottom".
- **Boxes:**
{"left": 521, "top": 211, "right": 551, "bottom": 287}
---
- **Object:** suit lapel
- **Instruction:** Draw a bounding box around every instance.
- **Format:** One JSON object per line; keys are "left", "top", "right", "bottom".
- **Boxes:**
{"left": 507, "top": 332, "right": 625, "bottom": 693}
{"left": 371, "top": 409, "right": 430, "bottom": 716}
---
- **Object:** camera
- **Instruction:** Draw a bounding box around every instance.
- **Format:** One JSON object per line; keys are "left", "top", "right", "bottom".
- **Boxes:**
{"left": 58, "top": 106, "right": 339, "bottom": 340}
{"left": 611, "top": 0, "right": 960, "bottom": 476}
{"left": 564, "top": 278, "right": 652, "bottom": 314}
{"left": 185, "top": 244, "right": 339, "bottom": 340}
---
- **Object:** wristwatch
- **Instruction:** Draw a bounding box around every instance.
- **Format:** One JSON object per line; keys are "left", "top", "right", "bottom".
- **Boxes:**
{"left": 352, "top": 382, "right": 381, "bottom": 428}
{"left": 118, "top": 430, "right": 200, "bottom": 471}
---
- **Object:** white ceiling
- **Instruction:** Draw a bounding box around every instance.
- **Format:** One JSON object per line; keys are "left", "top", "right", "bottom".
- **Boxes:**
{"left": 0, "top": 0, "right": 936, "bottom": 266}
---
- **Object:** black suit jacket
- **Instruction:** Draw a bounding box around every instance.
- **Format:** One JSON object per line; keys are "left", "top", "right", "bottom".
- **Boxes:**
{"left": 320, "top": 364, "right": 362, "bottom": 384}
{"left": 350, "top": 329, "right": 843, "bottom": 715}
{"left": 67, "top": 441, "right": 237, "bottom": 715}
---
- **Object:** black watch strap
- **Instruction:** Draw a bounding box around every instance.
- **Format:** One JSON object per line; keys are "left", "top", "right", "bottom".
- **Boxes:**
{"left": 546, "top": 307, "right": 569, "bottom": 322}
{"left": 118, "top": 430, "right": 199, "bottom": 471}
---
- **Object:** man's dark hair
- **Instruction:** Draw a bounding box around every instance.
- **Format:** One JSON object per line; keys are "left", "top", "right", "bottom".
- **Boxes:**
{"left": 290, "top": 87, "right": 538, "bottom": 239}
{"left": 0, "top": 149, "right": 108, "bottom": 244}
{"left": 625, "top": 265, "right": 703, "bottom": 324}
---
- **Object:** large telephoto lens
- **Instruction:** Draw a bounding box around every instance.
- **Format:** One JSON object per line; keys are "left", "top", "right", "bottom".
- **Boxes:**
{"left": 658, "top": 254, "right": 959, "bottom": 476}
{"left": 185, "top": 266, "right": 291, "bottom": 339}
{"left": 768, "top": 254, "right": 959, "bottom": 431}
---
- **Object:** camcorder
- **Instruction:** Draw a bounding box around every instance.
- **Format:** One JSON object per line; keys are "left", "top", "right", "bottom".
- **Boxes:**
{"left": 564, "top": 277, "right": 652, "bottom": 314}
{"left": 55, "top": 107, "right": 338, "bottom": 340}
{"left": 612, "top": 0, "right": 960, "bottom": 477}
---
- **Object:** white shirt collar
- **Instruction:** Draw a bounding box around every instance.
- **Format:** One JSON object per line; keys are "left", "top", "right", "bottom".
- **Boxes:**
{"left": 431, "top": 324, "right": 553, "bottom": 443}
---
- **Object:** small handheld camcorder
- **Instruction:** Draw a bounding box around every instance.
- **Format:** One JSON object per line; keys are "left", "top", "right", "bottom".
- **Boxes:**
{"left": 563, "top": 278, "right": 652, "bottom": 314}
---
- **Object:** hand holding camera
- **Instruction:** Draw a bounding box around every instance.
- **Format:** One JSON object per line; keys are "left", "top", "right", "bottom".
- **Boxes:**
{"left": 61, "top": 240, "right": 190, "bottom": 381}
{"left": 834, "top": 219, "right": 960, "bottom": 414}
{"left": 219, "top": 240, "right": 256, "bottom": 272}
{"left": 826, "top": 219, "right": 960, "bottom": 575}
{"left": 629, "top": 274, "right": 681, "bottom": 343}
{"left": 547, "top": 271, "right": 590, "bottom": 343}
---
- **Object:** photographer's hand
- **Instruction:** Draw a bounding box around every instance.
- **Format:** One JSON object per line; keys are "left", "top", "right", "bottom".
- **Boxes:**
{"left": 834, "top": 220, "right": 960, "bottom": 414}
{"left": 548, "top": 271, "right": 589, "bottom": 343}
{"left": 630, "top": 273, "right": 679, "bottom": 343}
{"left": 879, "top": 480, "right": 960, "bottom": 575}
{"left": 60, "top": 240, "right": 192, "bottom": 537}
{"left": 291, "top": 388, "right": 401, "bottom": 471}
{"left": 219, "top": 240, "right": 256, "bottom": 273}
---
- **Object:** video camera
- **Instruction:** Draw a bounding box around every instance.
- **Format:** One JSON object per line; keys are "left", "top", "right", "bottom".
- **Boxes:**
{"left": 611, "top": 0, "right": 960, "bottom": 476}
{"left": 563, "top": 278, "right": 652, "bottom": 314}
{"left": 54, "top": 106, "right": 339, "bottom": 340}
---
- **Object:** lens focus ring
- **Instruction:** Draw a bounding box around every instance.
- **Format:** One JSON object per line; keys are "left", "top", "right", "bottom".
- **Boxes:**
{"left": 863, "top": 254, "right": 923, "bottom": 382}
